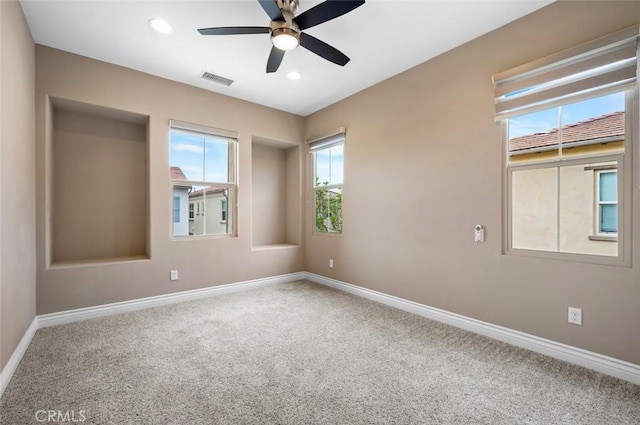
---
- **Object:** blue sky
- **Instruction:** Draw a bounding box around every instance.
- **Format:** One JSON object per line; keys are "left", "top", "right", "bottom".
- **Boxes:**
{"left": 508, "top": 91, "right": 625, "bottom": 139}
{"left": 170, "top": 132, "right": 231, "bottom": 182}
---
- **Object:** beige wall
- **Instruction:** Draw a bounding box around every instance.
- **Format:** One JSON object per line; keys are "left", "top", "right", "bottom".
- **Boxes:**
{"left": 251, "top": 139, "right": 301, "bottom": 247}
{"left": 52, "top": 108, "right": 148, "bottom": 262}
{"left": 252, "top": 143, "right": 288, "bottom": 246}
{"left": 36, "top": 46, "right": 305, "bottom": 314}
{"left": 0, "top": 1, "right": 36, "bottom": 370}
{"left": 304, "top": 1, "right": 640, "bottom": 364}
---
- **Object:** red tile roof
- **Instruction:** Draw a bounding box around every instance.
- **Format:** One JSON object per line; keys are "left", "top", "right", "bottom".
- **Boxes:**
{"left": 509, "top": 111, "right": 624, "bottom": 152}
{"left": 170, "top": 166, "right": 187, "bottom": 181}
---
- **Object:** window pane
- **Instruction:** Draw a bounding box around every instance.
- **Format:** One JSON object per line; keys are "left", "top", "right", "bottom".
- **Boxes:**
{"left": 170, "top": 132, "right": 204, "bottom": 181}
{"left": 511, "top": 167, "right": 558, "bottom": 251}
{"left": 315, "top": 144, "right": 344, "bottom": 186}
{"left": 315, "top": 187, "right": 342, "bottom": 234}
{"left": 561, "top": 92, "right": 625, "bottom": 158}
{"left": 509, "top": 92, "right": 626, "bottom": 165}
{"left": 172, "top": 186, "right": 191, "bottom": 236}
{"left": 601, "top": 205, "right": 617, "bottom": 233}
{"left": 329, "top": 144, "right": 344, "bottom": 185}
{"left": 204, "top": 137, "right": 232, "bottom": 183}
{"left": 508, "top": 107, "right": 559, "bottom": 164}
{"left": 558, "top": 163, "right": 616, "bottom": 256}
{"left": 185, "top": 185, "right": 232, "bottom": 236}
{"left": 599, "top": 172, "right": 617, "bottom": 202}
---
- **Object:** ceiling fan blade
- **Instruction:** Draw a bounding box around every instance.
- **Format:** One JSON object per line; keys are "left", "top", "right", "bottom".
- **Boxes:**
{"left": 299, "top": 32, "right": 350, "bottom": 66}
{"left": 198, "top": 26, "right": 270, "bottom": 36}
{"left": 293, "top": 0, "right": 365, "bottom": 31}
{"left": 267, "top": 46, "right": 285, "bottom": 73}
{"left": 258, "top": 0, "right": 285, "bottom": 22}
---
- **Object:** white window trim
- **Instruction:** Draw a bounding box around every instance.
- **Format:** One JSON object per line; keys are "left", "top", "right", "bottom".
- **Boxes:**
{"left": 502, "top": 91, "right": 634, "bottom": 267}
{"left": 311, "top": 140, "right": 344, "bottom": 236}
{"left": 169, "top": 121, "right": 239, "bottom": 239}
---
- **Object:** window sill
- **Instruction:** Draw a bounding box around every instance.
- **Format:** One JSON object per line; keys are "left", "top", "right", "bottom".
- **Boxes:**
{"left": 505, "top": 247, "right": 628, "bottom": 267}
{"left": 588, "top": 235, "right": 618, "bottom": 242}
{"left": 49, "top": 255, "right": 150, "bottom": 269}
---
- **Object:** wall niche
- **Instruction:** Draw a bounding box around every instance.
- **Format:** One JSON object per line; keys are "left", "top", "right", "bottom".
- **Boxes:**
{"left": 50, "top": 97, "right": 149, "bottom": 264}
{"left": 251, "top": 137, "right": 301, "bottom": 248}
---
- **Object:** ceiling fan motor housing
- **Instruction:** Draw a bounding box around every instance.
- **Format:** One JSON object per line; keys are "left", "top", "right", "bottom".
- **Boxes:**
{"left": 270, "top": 0, "right": 301, "bottom": 48}
{"left": 270, "top": 0, "right": 300, "bottom": 37}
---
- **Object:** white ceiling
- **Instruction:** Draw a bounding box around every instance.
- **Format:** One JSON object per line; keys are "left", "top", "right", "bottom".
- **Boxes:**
{"left": 20, "top": 0, "right": 553, "bottom": 116}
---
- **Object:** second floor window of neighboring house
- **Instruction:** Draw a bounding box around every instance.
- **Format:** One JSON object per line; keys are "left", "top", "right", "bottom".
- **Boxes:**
{"left": 494, "top": 26, "right": 637, "bottom": 265}
{"left": 169, "top": 120, "right": 237, "bottom": 237}
{"left": 309, "top": 129, "right": 345, "bottom": 234}
{"left": 220, "top": 199, "right": 227, "bottom": 222}
{"left": 597, "top": 170, "right": 617, "bottom": 234}
{"left": 173, "top": 196, "right": 180, "bottom": 223}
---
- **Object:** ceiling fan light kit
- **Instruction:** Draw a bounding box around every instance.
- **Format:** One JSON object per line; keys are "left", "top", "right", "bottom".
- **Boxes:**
{"left": 198, "top": 0, "right": 365, "bottom": 73}
{"left": 271, "top": 28, "right": 299, "bottom": 51}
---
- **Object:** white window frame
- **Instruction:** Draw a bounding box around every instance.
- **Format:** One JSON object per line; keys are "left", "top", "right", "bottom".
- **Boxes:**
{"left": 188, "top": 202, "right": 194, "bottom": 221}
{"left": 503, "top": 92, "right": 633, "bottom": 266}
{"left": 496, "top": 27, "right": 638, "bottom": 267}
{"left": 309, "top": 129, "right": 345, "bottom": 235}
{"left": 169, "top": 120, "right": 238, "bottom": 238}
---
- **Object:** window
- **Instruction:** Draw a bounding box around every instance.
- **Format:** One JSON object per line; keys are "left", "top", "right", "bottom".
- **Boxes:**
{"left": 173, "top": 196, "right": 180, "bottom": 222}
{"left": 220, "top": 199, "right": 227, "bottom": 222}
{"left": 597, "top": 170, "right": 617, "bottom": 234}
{"left": 309, "top": 129, "right": 345, "bottom": 234}
{"left": 169, "top": 120, "right": 237, "bottom": 237}
{"left": 494, "top": 26, "right": 637, "bottom": 264}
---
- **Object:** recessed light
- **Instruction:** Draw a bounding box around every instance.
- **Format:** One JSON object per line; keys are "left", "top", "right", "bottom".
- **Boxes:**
{"left": 148, "top": 18, "right": 172, "bottom": 34}
{"left": 287, "top": 71, "right": 301, "bottom": 80}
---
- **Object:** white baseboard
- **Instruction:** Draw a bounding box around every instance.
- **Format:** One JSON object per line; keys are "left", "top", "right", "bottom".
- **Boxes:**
{"left": 0, "top": 317, "right": 38, "bottom": 398}
{"left": 38, "top": 272, "right": 306, "bottom": 328}
{"left": 305, "top": 272, "right": 640, "bottom": 386}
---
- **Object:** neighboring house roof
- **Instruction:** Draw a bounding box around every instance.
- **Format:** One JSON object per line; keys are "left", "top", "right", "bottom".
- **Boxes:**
{"left": 509, "top": 111, "right": 624, "bottom": 152}
{"left": 189, "top": 187, "right": 227, "bottom": 198}
{"left": 170, "top": 166, "right": 188, "bottom": 181}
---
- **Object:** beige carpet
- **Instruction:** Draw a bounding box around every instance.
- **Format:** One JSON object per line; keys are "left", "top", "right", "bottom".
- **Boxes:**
{"left": 1, "top": 280, "right": 639, "bottom": 424}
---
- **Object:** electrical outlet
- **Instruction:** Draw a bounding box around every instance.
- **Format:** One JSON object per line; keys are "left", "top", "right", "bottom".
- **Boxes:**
{"left": 568, "top": 307, "right": 582, "bottom": 325}
{"left": 170, "top": 270, "right": 178, "bottom": 281}
{"left": 329, "top": 259, "right": 334, "bottom": 268}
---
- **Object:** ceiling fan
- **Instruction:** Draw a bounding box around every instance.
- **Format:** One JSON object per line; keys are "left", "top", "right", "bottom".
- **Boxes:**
{"left": 198, "top": 0, "right": 365, "bottom": 73}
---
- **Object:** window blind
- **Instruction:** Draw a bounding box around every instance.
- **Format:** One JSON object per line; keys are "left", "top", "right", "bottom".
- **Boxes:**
{"left": 307, "top": 127, "right": 346, "bottom": 152}
{"left": 169, "top": 120, "right": 238, "bottom": 140}
{"left": 493, "top": 26, "right": 639, "bottom": 120}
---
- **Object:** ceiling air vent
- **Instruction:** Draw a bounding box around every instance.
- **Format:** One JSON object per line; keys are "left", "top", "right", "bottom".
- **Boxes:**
{"left": 200, "top": 71, "right": 234, "bottom": 86}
